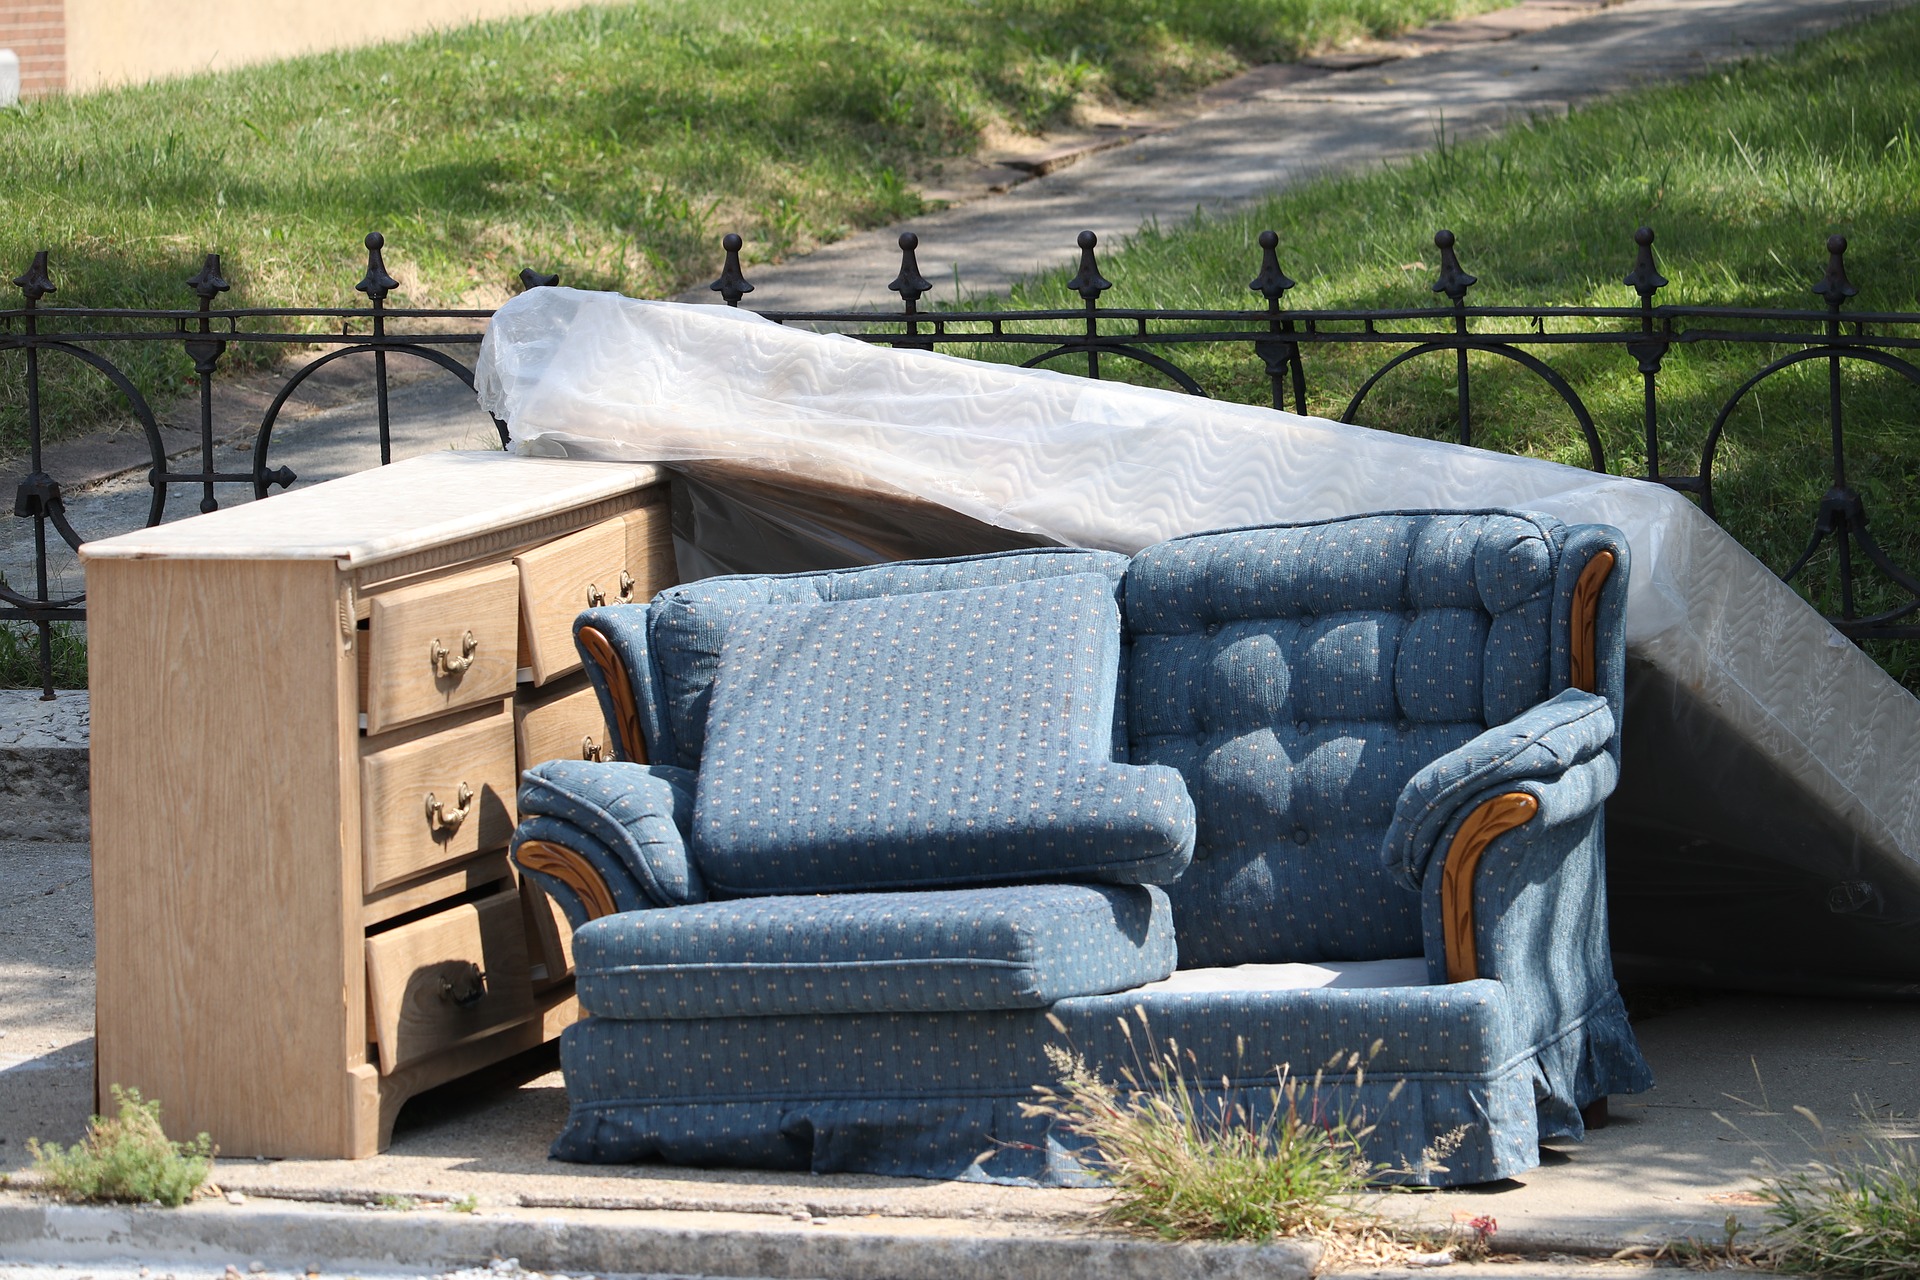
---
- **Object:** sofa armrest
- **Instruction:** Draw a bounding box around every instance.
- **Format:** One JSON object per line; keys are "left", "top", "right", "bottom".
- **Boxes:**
{"left": 1419, "top": 750, "right": 1650, "bottom": 1122}
{"left": 1424, "top": 752, "right": 1618, "bottom": 980}
{"left": 1383, "top": 688, "right": 1616, "bottom": 892}
{"left": 512, "top": 760, "right": 706, "bottom": 926}
{"left": 573, "top": 605, "right": 666, "bottom": 764}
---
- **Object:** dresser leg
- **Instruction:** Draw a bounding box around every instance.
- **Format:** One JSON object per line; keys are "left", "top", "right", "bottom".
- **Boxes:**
{"left": 347, "top": 1063, "right": 384, "bottom": 1158}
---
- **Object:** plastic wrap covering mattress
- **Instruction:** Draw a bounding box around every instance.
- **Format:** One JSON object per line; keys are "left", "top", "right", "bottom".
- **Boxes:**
{"left": 477, "top": 288, "right": 1920, "bottom": 992}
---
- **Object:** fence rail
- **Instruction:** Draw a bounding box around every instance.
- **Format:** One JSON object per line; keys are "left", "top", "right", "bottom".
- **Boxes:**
{"left": 5, "top": 225, "right": 1920, "bottom": 697}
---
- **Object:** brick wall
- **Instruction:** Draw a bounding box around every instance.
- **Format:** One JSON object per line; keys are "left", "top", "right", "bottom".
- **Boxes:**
{"left": 0, "top": 1, "right": 66, "bottom": 97}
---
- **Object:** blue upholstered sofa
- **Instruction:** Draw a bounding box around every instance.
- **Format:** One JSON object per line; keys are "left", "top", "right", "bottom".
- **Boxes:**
{"left": 510, "top": 510, "right": 1653, "bottom": 1187}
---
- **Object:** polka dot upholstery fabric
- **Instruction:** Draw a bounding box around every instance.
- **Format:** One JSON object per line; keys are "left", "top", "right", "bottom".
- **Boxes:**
{"left": 552, "top": 978, "right": 1552, "bottom": 1185}
{"left": 693, "top": 574, "right": 1195, "bottom": 895}
{"left": 515, "top": 760, "right": 705, "bottom": 908}
{"left": 572, "top": 883, "right": 1176, "bottom": 1020}
{"left": 573, "top": 547, "right": 1132, "bottom": 772}
{"left": 1125, "top": 511, "right": 1584, "bottom": 967}
{"left": 523, "top": 509, "right": 1651, "bottom": 1189}
{"left": 1385, "top": 687, "right": 1616, "bottom": 891}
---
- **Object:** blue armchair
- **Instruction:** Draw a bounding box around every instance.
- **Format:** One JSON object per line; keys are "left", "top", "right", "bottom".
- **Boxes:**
{"left": 512, "top": 511, "right": 1651, "bottom": 1186}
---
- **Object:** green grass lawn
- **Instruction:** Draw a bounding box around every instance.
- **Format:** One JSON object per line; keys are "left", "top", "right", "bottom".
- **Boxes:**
{"left": 0, "top": 0, "right": 1502, "bottom": 455}
{"left": 972, "top": 5, "right": 1920, "bottom": 683}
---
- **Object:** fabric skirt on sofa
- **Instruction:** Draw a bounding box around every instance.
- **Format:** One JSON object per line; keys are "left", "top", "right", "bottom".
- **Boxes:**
{"left": 548, "top": 971, "right": 1647, "bottom": 1187}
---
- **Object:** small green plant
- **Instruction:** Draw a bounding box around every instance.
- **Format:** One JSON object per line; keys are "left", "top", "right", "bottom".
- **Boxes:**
{"left": 1451, "top": 1214, "right": 1499, "bottom": 1261}
{"left": 448, "top": 1194, "right": 479, "bottom": 1214}
{"left": 1757, "top": 1108, "right": 1920, "bottom": 1279}
{"left": 1024, "top": 1010, "right": 1382, "bottom": 1242}
{"left": 28, "top": 1086, "right": 214, "bottom": 1207}
{"left": 372, "top": 1192, "right": 418, "bottom": 1211}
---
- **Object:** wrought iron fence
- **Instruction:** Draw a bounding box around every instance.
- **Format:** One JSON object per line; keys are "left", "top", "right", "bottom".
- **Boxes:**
{"left": 5, "top": 225, "right": 1919, "bottom": 698}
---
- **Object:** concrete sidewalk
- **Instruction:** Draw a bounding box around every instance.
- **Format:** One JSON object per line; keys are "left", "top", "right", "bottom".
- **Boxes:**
{"left": 4, "top": 840, "right": 1917, "bottom": 1275}
{"left": 705, "top": 0, "right": 1908, "bottom": 311}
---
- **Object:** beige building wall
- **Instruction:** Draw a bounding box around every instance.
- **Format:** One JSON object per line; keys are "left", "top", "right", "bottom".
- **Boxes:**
{"left": 50, "top": 0, "right": 605, "bottom": 94}
{"left": 0, "top": 2, "right": 66, "bottom": 97}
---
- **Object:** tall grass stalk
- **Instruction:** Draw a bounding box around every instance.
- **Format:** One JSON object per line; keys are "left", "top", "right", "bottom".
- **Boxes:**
{"left": 1024, "top": 1011, "right": 1383, "bottom": 1241}
{"left": 1759, "top": 1109, "right": 1920, "bottom": 1279}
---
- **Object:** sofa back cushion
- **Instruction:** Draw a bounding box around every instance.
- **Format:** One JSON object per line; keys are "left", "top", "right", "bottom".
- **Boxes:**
{"left": 1124, "top": 511, "right": 1569, "bottom": 967}
{"left": 633, "top": 548, "right": 1131, "bottom": 770}
{"left": 692, "top": 573, "right": 1195, "bottom": 895}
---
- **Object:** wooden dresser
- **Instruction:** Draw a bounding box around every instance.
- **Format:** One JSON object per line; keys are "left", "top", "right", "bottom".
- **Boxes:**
{"left": 82, "top": 452, "right": 674, "bottom": 1158}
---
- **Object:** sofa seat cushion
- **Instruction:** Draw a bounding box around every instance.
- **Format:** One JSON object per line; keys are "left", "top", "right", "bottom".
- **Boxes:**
{"left": 692, "top": 573, "right": 1195, "bottom": 894}
{"left": 573, "top": 883, "right": 1177, "bottom": 1019}
{"left": 1139, "top": 956, "right": 1428, "bottom": 994}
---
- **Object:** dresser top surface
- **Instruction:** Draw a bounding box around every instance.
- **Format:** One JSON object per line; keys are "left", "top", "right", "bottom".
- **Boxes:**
{"left": 81, "top": 452, "right": 666, "bottom": 567}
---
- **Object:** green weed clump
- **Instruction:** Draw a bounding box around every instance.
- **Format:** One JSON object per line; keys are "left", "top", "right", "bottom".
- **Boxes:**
{"left": 1025, "top": 1013, "right": 1380, "bottom": 1241}
{"left": 0, "top": 621, "right": 87, "bottom": 690}
{"left": 29, "top": 1086, "right": 214, "bottom": 1208}
{"left": 1759, "top": 1112, "right": 1920, "bottom": 1279}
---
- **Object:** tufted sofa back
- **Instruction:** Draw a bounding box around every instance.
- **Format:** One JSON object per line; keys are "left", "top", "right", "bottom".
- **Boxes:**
{"left": 1122, "top": 511, "right": 1603, "bottom": 968}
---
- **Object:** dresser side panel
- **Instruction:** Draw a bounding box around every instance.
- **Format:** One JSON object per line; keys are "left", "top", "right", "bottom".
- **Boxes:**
{"left": 89, "top": 557, "right": 361, "bottom": 1157}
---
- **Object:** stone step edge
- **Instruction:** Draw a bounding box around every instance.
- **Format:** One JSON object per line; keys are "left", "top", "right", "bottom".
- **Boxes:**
{"left": 0, "top": 1199, "right": 1319, "bottom": 1280}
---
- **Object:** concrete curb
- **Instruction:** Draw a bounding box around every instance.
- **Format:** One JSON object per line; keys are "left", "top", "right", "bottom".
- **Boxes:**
{"left": 0, "top": 746, "right": 88, "bottom": 841}
{"left": 0, "top": 1201, "right": 1321, "bottom": 1280}
{"left": 0, "top": 690, "right": 89, "bottom": 841}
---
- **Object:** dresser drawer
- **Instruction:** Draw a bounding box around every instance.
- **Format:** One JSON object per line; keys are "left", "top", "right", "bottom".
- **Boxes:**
{"left": 622, "top": 497, "right": 676, "bottom": 605}
{"left": 520, "top": 874, "right": 575, "bottom": 989}
{"left": 513, "top": 499, "right": 677, "bottom": 688}
{"left": 514, "top": 676, "right": 611, "bottom": 768}
{"left": 360, "top": 703, "right": 517, "bottom": 893}
{"left": 515, "top": 518, "right": 631, "bottom": 687}
{"left": 364, "top": 889, "right": 537, "bottom": 1075}
{"left": 362, "top": 561, "right": 520, "bottom": 735}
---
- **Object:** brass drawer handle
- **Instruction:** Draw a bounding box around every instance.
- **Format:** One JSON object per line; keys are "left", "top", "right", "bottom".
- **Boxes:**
{"left": 439, "top": 962, "right": 486, "bottom": 1010}
{"left": 587, "top": 571, "right": 637, "bottom": 609}
{"left": 424, "top": 782, "right": 474, "bottom": 833}
{"left": 582, "top": 734, "right": 608, "bottom": 762}
{"left": 429, "top": 630, "right": 477, "bottom": 677}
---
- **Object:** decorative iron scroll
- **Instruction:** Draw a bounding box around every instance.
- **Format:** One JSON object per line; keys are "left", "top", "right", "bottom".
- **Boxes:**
{"left": 5, "top": 224, "right": 1919, "bottom": 697}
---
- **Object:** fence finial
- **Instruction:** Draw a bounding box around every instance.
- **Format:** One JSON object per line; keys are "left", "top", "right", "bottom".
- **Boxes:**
{"left": 1431, "top": 229, "right": 1476, "bottom": 302}
{"left": 187, "top": 253, "right": 230, "bottom": 302}
{"left": 1623, "top": 226, "right": 1667, "bottom": 300}
{"left": 710, "top": 233, "right": 754, "bottom": 306}
{"left": 13, "top": 250, "right": 54, "bottom": 304}
{"left": 1812, "top": 234, "right": 1858, "bottom": 309}
{"left": 1249, "top": 230, "right": 1296, "bottom": 304}
{"left": 357, "top": 232, "right": 399, "bottom": 302}
{"left": 888, "top": 232, "right": 932, "bottom": 307}
{"left": 1067, "top": 230, "right": 1112, "bottom": 302}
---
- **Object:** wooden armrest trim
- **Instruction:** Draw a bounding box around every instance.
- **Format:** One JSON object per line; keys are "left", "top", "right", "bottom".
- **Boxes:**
{"left": 515, "top": 839, "right": 618, "bottom": 923}
{"left": 1441, "top": 791, "right": 1539, "bottom": 983}
{"left": 576, "top": 624, "right": 649, "bottom": 764}
{"left": 1570, "top": 549, "right": 1615, "bottom": 694}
